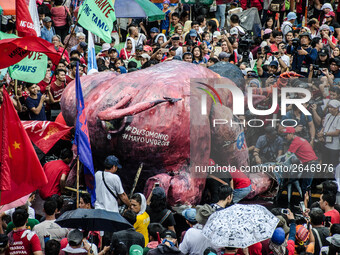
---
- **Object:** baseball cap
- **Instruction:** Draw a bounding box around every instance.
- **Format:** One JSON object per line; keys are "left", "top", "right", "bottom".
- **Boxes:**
{"left": 150, "top": 27, "right": 159, "bottom": 33}
{"left": 101, "top": 43, "right": 111, "bottom": 52}
{"left": 67, "top": 229, "right": 83, "bottom": 246}
{"left": 173, "top": 55, "right": 182, "bottom": 60}
{"left": 0, "top": 234, "right": 8, "bottom": 248}
{"left": 152, "top": 186, "right": 166, "bottom": 199}
{"left": 182, "top": 208, "right": 197, "bottom": 223}
{"left": 161, "top": 230, "right": 176, "bottom": 239}
{"left": 136, "top": 45, "right": 143, "bottom": 51}
{"left": 282, "top": 127, "right": 295, "bottom": 134}
{"left": 269, "top": 61, "right": 279, "bottom": 68}
{"left": 230, "top": 27, "right": 238, "bottom": 35}
{"left": 287, "top": 12, "right": 297, "bottom": 21}
{"left": 43, "top": 16, "right": 52, "bottom": 22}
{"left": 129, "top": 245, "right": 143, "bottom": 255}
{"left": 108, "top": 48, "right": 118, "bottom": 54}
{"left": 189, "top": 29, "right": 197, "bottom": 37}
{"left": 329, "top": 26, "right": 335, "bottom": 33}
{"left": 141, "top": 53, "right": 150, "bottom": 60}
{"left": 143, "top": 45, "right": 153, "bottom": 52}
{"left": 319, "top": 48, "right": 329, "bottom": 56}
{"left": 325, "top": 11, "right": 335, "bottom": 17}
{"left": 218, "top": 52, "right": 231, "bottom": 60}
{"left": 271, "top": 228, "right": 286, "bottom": 245}
{"left": 104, "top": 155, "right": 122, "bottom": 169}
{"left": 213, "top": 31, "right": 221, "bottom": 39}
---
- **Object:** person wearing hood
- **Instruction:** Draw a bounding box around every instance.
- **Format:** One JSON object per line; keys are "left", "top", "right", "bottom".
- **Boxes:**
{"left": 155, "top": 33, "right": 168, "bottom": 45}
{"left": 120, "top": 37, "right": 136, "bottom": 61}
{"left": 147, "top": 230, "right": 184, "bottom": 255}
{"left": 131, "top": 193, "right": 151, "bottom": 246}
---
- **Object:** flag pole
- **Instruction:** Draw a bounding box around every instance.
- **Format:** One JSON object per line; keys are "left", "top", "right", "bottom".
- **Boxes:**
{"left": 76, "top": 156, "right": 80, "bottom": 208}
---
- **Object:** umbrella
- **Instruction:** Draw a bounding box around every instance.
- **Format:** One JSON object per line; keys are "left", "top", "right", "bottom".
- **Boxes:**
{"left": 115, "top": 0, "right": 165, "bottom": 22}
{"left": 56, "top": 209, "right": 133, "bottom": 232}
{"left": 202, "top": 204, "right": 279, "bottom": 248}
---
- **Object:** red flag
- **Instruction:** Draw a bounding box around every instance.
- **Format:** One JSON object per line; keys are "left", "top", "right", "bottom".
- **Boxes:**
{"left": 22, "top": 121, "right": 72, "bottom": 154}
{"left": 0, "top": 37, "right": 61, "bottom": 69}
{"left": 0, "top": 88, "right": 47, "bottom": 205}
{"left": 16, "top": 0, "right": 37, "bottom": 37}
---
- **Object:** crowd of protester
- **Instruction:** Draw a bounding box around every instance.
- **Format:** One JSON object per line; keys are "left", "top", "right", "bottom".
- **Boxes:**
{"left": 1, "top": 0, "right": 340, "bottom": 254}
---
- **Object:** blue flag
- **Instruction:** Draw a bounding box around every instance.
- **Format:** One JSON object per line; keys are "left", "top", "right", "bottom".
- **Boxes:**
{"left": 75, "top": 62, "right": 96, "bottom": 204}
{"left": 87, "top": 31, "right": 98, "bottom": 73}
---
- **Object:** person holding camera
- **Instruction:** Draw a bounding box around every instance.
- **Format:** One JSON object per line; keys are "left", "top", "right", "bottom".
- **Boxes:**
{"left": 291, "top": 32, "right": 318, "bottom": 77}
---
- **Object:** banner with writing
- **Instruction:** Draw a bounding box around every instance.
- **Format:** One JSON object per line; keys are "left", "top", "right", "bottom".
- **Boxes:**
{"left": 78, "top": 0, "right": 116, "bottom": 43}
{"left": 8, "top": 52, "right": 47, "bottom": 83}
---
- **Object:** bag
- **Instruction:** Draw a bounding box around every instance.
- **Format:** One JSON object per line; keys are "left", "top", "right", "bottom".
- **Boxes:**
{"left": 101, "top": 171, "right": 122, "bottom": 205}
{"left": 269, "top": 0, "right": 284, "bottom": 12}
{"left": 64, "top": 7, "right": 72, "bottom": 27}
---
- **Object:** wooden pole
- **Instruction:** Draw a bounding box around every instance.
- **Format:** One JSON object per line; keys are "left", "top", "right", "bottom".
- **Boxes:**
{"left": 76, "top": 157, "right": 80, "bottom": 208}
{"left": 129, "top": 163, "right": 143, "bottom": 198}
{"left": 14, "top": 79, "right": 17, "bottom": 97}
{"left": 304, "top": 0, "right": 308, "bottom": 27}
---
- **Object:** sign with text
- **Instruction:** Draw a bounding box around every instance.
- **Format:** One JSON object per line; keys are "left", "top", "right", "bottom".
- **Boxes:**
{"left": 78, "top": 0, "right": 116, "bottom": 43}
{"left": 8, "top": 51, "right": 47, "bottom": 83}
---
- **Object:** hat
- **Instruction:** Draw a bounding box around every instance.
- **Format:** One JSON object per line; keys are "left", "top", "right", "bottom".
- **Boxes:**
{"left": 108, "top": 47, "right": 117, "bottom": 54}
{"left": 150, "top": 27, "right": 159, "bottom": 33}
{"left": 182, "top": 52, "right": 193, "bottom": 58}
{"left": 173, "top": 55, "right": 182, "bottom": 60}
{"left": 0, "top": 234, "right": 8, "bottom": 248}
{"left": 104, "top": 155, "right": 122, "bottom": 169}
{"left": 163, "top": 0, "right": 170, "bottom": 4}
{"left": 189, "top": 29, "right": 198, "bottom": 37}
{"left": 101, "top": 43, "right": 111, "bottom": 52}
{"left": 43, "top": 16, "right": 52, "bottom": 22}
{"left": 320, "top": 24, "right": 330, "bottom": 31}
{"left": 213, "top": 31, "right": 221, "bottom": 38}
{"left": 272, "top": 228, "right": 286, "bottom": 245}
{"left": 196, "top": 204, "right": 215, "bottom": 225}
{"left": 143, "top": 45, "right": 153, "bottom": 52}
{"left": 141, "top": 53, "right": 150, "bottom": 60}
{"left": 230, "top": 27, "right": 238, "bottom": 35}
{"left": 129, "top": 245, "right": 143, "bottom": 255}
{"left": 218, "top": 52, "right": 231, "bottom": 60}
{"left": 67, "top": 229, "right": 83, "bottom": 246}
{"left": 328, "top": 99, "right": 340, "bottom": 108}
{"left": 136, "top": 45, "right": 143, "bottom": 51}
{"left": 161, "top": 230, "right": 176, "bottom": 239}
{"left": 152, "top": 187, "right": 166, "bottom": 199}
{"left": 282, "top": 127, "right": 295, "bottom": 134}
{"left": 276, "top": 216, "right": 289, "bottom": 234}
{"left": 325, "top": 11, "right": 336, "bottom": 17}
{"left": 321, "top": 3, "right": 333, "bottom": 11}
{"left": 182, "top": 208, "right": 197, "bottom": 223}
{"left": 269, "top": 61, "right": 279, "bottom": 68}
{"left": 319, "top": 48, "right": 329, "bottom": 56}
{"left": 287, "top": 12, "right": 297, "bottom": 21}
{"left": 264, "top": 28, "right": 273, "bottom": 35}
{"left": 248, "top": 79, "right": 261, "bottom": 88}
{"left": 79, "top": 41, "right": 87, "bottom": 50}
{"left": 326, "top": 234, "right": 340, "bottom": 248}
{"left": 299, "top": 32, "right": 311, "bottom": 40}
{"left": 296, "top": 225, "right": 309, "bottom": 243}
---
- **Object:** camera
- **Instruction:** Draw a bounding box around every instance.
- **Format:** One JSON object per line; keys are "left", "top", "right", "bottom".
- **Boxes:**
{"left": 263, "top": 46, "right": 271, "bottom": 54}
{"left": 312, "top": 64, "right": 321, "bottom": 78}
{"left": 292, "top": 38, "right": 300, "bottom": 48}
{"left": 238, "top": 31, "right": 254, "bottom": 63}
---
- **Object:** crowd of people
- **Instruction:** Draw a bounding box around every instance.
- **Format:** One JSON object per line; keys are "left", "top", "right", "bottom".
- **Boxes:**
{"left": 1, "top": 0, "right": 340, "bottom": 254}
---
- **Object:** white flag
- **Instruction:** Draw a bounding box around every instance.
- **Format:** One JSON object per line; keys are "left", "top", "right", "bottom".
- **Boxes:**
{"left": 29, "top": 0, "right": 41, "bottom": 37}
{"left": 87, "top": 31, "right": 98, "bottom": 74}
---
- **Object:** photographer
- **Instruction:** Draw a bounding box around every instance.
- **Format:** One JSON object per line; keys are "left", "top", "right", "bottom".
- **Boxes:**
{"left": 291, "top": 32, "right": 318, "bottom": 77}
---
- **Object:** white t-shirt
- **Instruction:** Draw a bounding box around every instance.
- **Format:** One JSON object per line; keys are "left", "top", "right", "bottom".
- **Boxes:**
{"left": 323, "top": 113, "right": 340, "bottom": 150}
{"left": 33, "top": 219, "right": 68, "bottom": 251}
{"left": 94, "top": 171, "right": 124, "bottom": 212}
{"left": 135, "top": 34, "right": 147, "bottom": 48}
{"left": 5, "top": 207, "right": 35, "bottom": 219}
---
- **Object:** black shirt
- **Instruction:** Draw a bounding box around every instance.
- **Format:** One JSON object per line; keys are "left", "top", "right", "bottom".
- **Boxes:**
{"left": 146, "top": 207, "right": 176, "bottom": 228}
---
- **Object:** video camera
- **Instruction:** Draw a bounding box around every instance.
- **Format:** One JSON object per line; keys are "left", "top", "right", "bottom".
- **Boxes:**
{"left": 238, "top": 31, "right": 254, "bottom": 63}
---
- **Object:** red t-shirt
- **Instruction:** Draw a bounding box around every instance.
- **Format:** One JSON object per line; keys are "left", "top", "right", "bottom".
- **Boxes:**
{"left": 288, "top": 136, "right": 318, "bottom": 163}
{"left": 39, "top": 160, "right": 70, "bottom": 199}
{"left": 50, "top": 81, "right": 66, "bottom": 101}
{"left": 229, "top": 169, "right": 251, "bottom": 189}
{"left": 7, "top": 229, "right": 41, "bottom": 255}
{"left": 37, "top": 80, "right": 49, "bottom": 94}
{"left": 325, "top": 209, "right": 340, "bottom": 224}
{"left": 119, "top": 48, "right": 133, "bottom": 60}
{"left": 65, "top": 75, "right": 74, "bottom": 85}
{"left": 237, "top": 242, "right": 262, "bottom": 255}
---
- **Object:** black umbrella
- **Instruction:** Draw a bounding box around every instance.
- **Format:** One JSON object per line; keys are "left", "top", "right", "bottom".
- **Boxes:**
{"left": 55, "top": 209, "right": 132, "bottom": 232}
